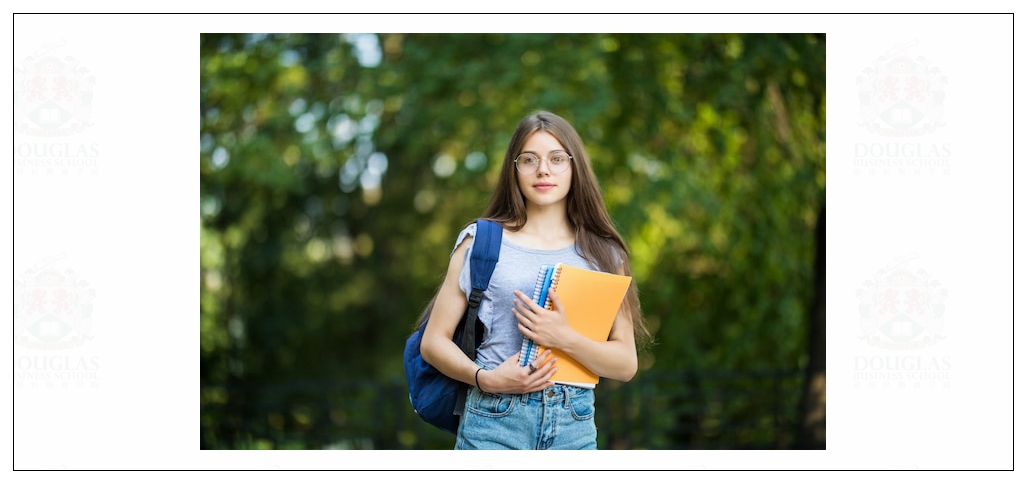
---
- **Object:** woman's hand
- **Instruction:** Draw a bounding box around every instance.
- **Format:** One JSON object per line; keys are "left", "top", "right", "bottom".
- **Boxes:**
{"left": 512, "top": 288, "right": 576, "bottom": 350}
{"left": 478, "top": 349, "right": 557, "bottom": 394}
{"left": 513, "top": 284, "right": 639, "bottom": 382}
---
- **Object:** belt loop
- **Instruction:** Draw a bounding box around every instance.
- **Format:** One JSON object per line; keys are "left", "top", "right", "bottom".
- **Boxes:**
{"left": 562, "top": 385, "right": 571, "bottom": 409}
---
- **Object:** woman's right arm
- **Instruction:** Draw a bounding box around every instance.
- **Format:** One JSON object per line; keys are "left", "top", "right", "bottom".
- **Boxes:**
{"left": 420, "top": 234, "right": 558, "bottom": 394}
{"left": 420, "top": 236, "right": 478, "bottom": 387}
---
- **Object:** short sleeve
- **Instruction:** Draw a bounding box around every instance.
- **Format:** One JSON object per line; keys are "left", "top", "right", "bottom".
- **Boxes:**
{"left": 452, "top": 223, "right": 477, "bottom": 300}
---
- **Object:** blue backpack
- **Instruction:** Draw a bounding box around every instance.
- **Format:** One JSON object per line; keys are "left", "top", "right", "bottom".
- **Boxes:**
{"left": 403, "top": 219, "right": 502, "bottom": 434}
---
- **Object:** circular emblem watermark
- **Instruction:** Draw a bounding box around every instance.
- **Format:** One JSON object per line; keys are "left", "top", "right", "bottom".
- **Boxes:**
{"left": 855, "top": 40, "right": 947, "bottom": 137}
{"left": 855, "top": 253, "right": 947, "bottom": 350}
{"left": 14, "top": 253, "right": 96, "bottom": 350}
{"left": 14, "top": 39, "right": 95, "bottom": 137}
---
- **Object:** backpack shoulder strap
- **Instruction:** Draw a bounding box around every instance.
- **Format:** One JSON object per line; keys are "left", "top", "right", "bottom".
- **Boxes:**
{"left": 453, "top": 219, "right": 502, "bottom": 418}
{"left": 468, "top": 219, "right": 502, "bottom": 295}
{"left": 458, "top": 219, "right": 502, "bottom": 357}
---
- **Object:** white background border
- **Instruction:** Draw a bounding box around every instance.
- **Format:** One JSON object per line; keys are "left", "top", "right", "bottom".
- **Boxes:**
{"left": 6, "top": 6, "right": 1021, "bottom": 477}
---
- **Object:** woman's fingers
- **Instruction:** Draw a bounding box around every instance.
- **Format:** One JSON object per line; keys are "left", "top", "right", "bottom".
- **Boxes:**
{"left": 512, "top": 290, "right": 533, "bottom": 311}
{"left": 530, "top": 354, "right": 556, "bottom": 379}
{"left": 548, "top": 288, "right": 564, "bottom": 314}
{"left": 513, "top": 289, "right": 547, "bottom": 313}
{"left": 519, "top": 350, "right": 556, "bottom": 392}
{"left": 489, "top": 351, "right": 560, "bottom": 394}
{"left": 529, "top": 368, "right": 557, "bottom": 392}
{"left": 513, "top": 308, "right": 534, "bottom": 338}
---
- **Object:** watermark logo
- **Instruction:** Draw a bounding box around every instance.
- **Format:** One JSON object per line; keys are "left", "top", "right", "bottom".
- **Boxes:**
{"left": 14, "top": 40, "right": 94, "bottom": 137}
{"left": 14, "top": 254, "right": 100, "bottom": 389}
{"left": 856, "top": 253, "right": 946, "bottom": 350}
{"left": 14, "top": 40, "right": 100, "bottom": 176}
{"left": 853, "top": 40, "right": 951, "bottom": 176}
{"left": 856, "top": 39, "right": 946, "bottom": 137}
{"left": 14, "top": 253, "right": 95, "bottom": 350}
{"left": 854, "top": 254, "right": 951, "bottom": 389}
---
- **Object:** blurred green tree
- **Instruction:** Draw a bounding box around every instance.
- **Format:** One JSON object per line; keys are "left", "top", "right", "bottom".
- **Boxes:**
{"left": 200, "top": 33, "right": 825, "bottom": 449}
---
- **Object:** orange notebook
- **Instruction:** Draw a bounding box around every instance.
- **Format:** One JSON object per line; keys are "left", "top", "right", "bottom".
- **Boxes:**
{"left": 527, "top": 263, "right": 632, "bottom": 388}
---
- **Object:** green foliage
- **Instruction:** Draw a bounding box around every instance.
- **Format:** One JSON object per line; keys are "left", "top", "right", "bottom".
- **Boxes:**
{"left": 200, "top": 33, "right": 825, "bottom": 449}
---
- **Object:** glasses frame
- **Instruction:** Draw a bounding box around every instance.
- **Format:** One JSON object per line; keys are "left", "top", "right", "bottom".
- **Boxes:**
{"left": 514, "top": 150, "right": 574, "bottom": 175}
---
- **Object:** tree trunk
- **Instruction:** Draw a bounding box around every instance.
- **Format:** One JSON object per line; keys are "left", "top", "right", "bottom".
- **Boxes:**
{"left": 797, "top": 207, "right": 826, "bottom": 449}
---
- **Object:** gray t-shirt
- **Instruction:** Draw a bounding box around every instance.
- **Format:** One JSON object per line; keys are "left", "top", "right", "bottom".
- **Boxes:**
{"left": 453, "top": 223, "right": 598, "bottom": 370}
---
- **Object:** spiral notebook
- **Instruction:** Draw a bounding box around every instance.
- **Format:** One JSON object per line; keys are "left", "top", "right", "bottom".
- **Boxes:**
{"left": 518, "top": 264, "right": 557, "bottom": 369}
{"left": 518, "top": 263, "right": 633, "bottom": 388}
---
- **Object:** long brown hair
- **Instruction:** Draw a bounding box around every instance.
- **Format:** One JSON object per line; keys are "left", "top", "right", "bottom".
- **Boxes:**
{"left": 480, "top": 111, "right": 651, "bottom": 348}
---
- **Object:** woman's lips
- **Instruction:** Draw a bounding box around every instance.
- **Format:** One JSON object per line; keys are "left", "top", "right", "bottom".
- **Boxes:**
{"left": 533, "top": 183, "right": 555, "bottom": 191}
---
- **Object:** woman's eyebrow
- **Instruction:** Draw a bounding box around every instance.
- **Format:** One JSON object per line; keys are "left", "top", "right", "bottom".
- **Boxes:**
{"left": 519, "top": 149, "right": 566, "bottom": 154}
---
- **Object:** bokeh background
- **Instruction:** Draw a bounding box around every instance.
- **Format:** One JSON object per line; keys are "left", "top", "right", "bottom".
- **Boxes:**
{"left": 199, "top": 33, "right": 826, "bottom": 450}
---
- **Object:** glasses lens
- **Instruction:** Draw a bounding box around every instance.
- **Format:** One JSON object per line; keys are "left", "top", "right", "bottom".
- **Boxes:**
{"left": 516, "top": 154, "right": 540, "bottom": 173}
{"left": 550, "top": 152, "right": 571, "bottom": 173}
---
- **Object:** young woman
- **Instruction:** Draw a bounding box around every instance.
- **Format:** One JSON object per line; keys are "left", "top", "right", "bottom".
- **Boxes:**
{"left": 420, "top": 111, "right": 649, "bottom": 450}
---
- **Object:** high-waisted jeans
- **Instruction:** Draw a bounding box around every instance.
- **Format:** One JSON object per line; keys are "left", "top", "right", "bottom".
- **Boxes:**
{"left": 454, "top": 383, "right": 597, "bottom": 450}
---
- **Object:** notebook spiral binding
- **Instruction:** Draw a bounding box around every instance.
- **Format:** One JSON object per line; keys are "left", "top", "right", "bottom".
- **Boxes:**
{"left": 518, "top": 264, "right": 559, "bottom": 367}
{"left": 546, "top": 265, "right": 562, "bottom": 310}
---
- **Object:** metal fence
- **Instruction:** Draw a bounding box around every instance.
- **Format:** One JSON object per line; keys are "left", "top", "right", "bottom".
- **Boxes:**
{"left": 201, "top": 367, "right": 808, "bottom": 450}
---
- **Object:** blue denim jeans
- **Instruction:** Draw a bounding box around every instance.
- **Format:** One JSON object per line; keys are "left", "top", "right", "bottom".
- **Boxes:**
{"left": 454, "top": 383, "right": 597, "bottom": 450}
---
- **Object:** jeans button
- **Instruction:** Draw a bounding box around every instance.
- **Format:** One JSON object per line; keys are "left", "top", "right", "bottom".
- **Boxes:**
{"left": 547, "top": 389, "right": 555, "bottom": 397}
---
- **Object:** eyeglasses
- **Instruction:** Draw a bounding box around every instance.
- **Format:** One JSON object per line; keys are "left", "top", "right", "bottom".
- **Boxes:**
{"left": 514, "top": 151, "right": 573, "bottom": 174}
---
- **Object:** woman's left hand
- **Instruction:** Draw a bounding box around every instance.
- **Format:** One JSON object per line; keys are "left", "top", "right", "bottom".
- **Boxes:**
{"left": 512, "top": 288, "right": 575, "bottom": 350}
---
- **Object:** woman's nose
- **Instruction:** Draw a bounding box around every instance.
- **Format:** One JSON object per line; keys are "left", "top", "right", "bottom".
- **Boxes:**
{"left": 535, "top": 158, "right": 552, "bottom": 174}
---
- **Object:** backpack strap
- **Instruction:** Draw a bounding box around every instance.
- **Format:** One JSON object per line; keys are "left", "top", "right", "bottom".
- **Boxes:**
{"left": 453, "top": 218, "right": 502, "bottom": 416}
{"left": 458, "top": 218, "right": 501, "bottom": 358}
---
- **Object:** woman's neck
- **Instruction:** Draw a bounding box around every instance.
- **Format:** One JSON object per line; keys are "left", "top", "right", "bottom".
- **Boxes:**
{"left": 519, "top": 203, "right": 574, "bottom": 242}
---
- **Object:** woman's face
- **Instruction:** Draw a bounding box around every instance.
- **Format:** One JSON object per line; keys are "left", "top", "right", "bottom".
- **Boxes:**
{"left": 515, "top": 131, "right": 573, "bottom": 209}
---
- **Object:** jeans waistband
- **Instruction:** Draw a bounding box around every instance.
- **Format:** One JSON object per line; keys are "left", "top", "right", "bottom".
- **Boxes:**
{"left": 520, "top": 384, "right": 591, "bottom": 406}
